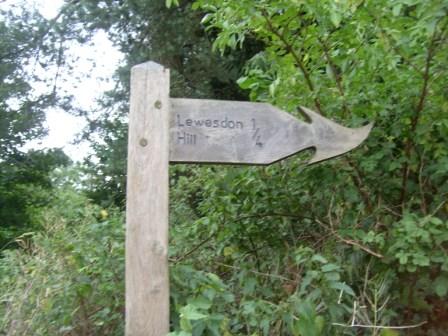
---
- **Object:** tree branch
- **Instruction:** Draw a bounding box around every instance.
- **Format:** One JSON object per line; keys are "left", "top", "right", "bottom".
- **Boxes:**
{"left": 336, "top": 234, "right": 384, "bottom": 259}
{"left": 171, "top": 232, "right": 217, "bottom": 263}
{"left": 333, "top": 320, "right": 427, "bottom": 330}
{"left": 316, "top": 218, "right": 384, "bottom": 259}
{"left": 261, "top": 11, "right": 324, "bottom": 115}
{"left": 345, "top": 158, "right": 373, "bottom": 212}
{"left": 367, "top": 9, "right": 423, "bottom": 76}
{"left": 214, "top": 261, "right": 293, "bottom": 282}
{"left": 399, "top": 26, "right": 440, "bottom": 210}
{"left": 318, "top": 36, "right": 350, "bottom": 116}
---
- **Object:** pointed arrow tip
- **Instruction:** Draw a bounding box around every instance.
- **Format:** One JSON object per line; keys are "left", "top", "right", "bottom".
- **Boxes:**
{"left": 301, "top": 106, "right": 373, "bottom": 165}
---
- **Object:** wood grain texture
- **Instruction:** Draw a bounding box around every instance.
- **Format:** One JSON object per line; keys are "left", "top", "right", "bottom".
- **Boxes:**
{"left": 169, "top": 98, "right": 372, "bottom": 165}
{"left": 126, "top": 62, "right": 170, "bottom": 336}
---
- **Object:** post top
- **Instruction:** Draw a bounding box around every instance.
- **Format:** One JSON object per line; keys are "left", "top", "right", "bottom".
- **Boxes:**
{"left": 132, "top": 61, "right": 167, "bottom": 72}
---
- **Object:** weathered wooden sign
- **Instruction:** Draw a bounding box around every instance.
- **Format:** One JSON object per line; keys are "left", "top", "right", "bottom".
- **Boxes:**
{"left": 126, "top": 61, "right": 372, "bottom": 336}
{"left": 170, "top": 98, "right": 372, "bottom": 164}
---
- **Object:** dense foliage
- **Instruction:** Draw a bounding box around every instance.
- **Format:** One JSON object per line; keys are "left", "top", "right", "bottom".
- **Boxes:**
{"left": 170, "top": 0, "right": 448, "bottom": 334}
{"left": 0, "top": 169, "right": 125, "bottom": 335}
{"left": 1, "top": 0, "right": 448, "bottom": 335}
{"left": 0, "top": 149, "right": 70, "bottom": 247}
{"left": 0, "top": 3, "right": 73, "bottom": 246}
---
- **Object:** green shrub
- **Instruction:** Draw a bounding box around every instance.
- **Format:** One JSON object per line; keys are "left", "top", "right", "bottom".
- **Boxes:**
{"left": 0, "top": 184, "right": 125, "bottom": 335}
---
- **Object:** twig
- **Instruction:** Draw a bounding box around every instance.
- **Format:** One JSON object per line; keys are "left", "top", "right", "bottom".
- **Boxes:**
{"left": 345, "top": 158, "right": 373, "bottom": 212}
{"left": 332, "top": 320, "right": 427, "bottom": 330}
{"left": 418, "top": 150, "right": 428, "bottom": 214}
{"left": 234, "top": 212, "right": 312, "bottom": 222}
{"left": 382, "top": 204, "right": 402, "bottom": 217}
{"left": 399, "top": 21, "right": 443, "bottom": 210}
{"left": 431, "top": 199, "right": 447, "bottom": 217}
{"left": 316, "top": 219, "right": 384, "bottom": 258}
{"left": 351, "top": 301, "right": 357, "bottom": 326}
{"left": 367, "top": 9, "right": 423, "bottom": 76}
{"left": 172, "top": 232, "right": 217, "bottom": 263}
{"left": 261, "top": 10, "right": 324, "bottom": 115}
{"left": 327, "top": 194, "right": 336, "bottom": 230}
{"left": 214, "top": 261, "right": 293, "bottom": 282}
{"left": 362, "top": 259, "right": 371, "bottom": 300}
{"left": 318, "top": 36, "right": 350, "bottom": 116}
{"left": 336, "top": 235, "right": 384, "bottom": 258}
{"left": 338, "top": 288, "right": 344, "bottom": 304}
{"left": 378, "top": 295, "right": 390, "bottom": 312}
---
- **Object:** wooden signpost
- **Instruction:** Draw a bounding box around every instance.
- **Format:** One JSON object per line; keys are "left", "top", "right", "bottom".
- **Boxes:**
{"left": 170, "top": 98, "right": 372, "bottom": 165}
{"left": 126, "top": 61, "right": 372, "bottom": 335}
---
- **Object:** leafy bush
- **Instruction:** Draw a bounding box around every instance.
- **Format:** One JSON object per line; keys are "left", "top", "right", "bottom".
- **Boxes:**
{"left": 0, "top": 178, "right": 125, "bottom": 335}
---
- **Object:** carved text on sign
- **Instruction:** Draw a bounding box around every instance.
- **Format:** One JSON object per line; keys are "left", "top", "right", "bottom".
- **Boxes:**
{"left": 169, "top": 98, "right": 372, "bottom": 165}
{"left": 176, "top": 114, "right": 244, "bottom": 130}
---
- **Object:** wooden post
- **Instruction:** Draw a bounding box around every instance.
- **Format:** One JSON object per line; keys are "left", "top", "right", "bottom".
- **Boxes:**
{"left": 126, "top": 62, "right": 170, "bottom": 335}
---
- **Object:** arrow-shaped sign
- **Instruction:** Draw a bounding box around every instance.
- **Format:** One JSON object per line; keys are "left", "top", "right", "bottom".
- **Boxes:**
{"left": 169, "top": 98, "right": 372, "bottom": 165}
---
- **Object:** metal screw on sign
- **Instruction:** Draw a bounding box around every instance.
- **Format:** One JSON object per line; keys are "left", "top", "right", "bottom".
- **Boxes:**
{"left": 126, "top": 61, "right": 372, "bottom": 336}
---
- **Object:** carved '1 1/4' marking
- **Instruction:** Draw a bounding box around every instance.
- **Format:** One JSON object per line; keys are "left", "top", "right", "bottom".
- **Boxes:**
{"left": 251, "top": 118, "right": 263, "bottom": 148}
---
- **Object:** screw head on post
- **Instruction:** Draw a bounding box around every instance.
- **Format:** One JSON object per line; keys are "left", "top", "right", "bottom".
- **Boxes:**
{"left": 139, "top": 138, "right": 148, "bottom": 147}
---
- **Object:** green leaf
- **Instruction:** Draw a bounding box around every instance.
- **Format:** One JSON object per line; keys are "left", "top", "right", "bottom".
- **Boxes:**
{"left": 434, "top": 276, "right": 448, "bottom": 297}
{"left": 189, "top": 296, "right": 212, "bottom": 310}
{"left": 321, "top": 264, "right": 339, "bottom": 272}
{"left": 324, "top": 271, "right": 340, "bottom": 281}
{"left": 392, "top": 4, "right": 402, "bottom": 16}
{"left": 329, "top": 282, "right": 355, "bottom": 296}
{"left": 330, "top": 11, "right": 341, "bottom": 28}
{"left": 242, "top": 277, "right": 257, "bottom": 295}
{"left": 180, "top": 304, "right": 208, "bottom": 320}
{"left": 315, "top": 315, "right": 325, "bottom": 334}
{"left": 168, "top": 332, "right": 192, "bottom": 336}
{"left": 380, "top": 329, "right": 400, "bottom": 336}
{"left": 311, "top": 255, "right": 328, "bottom": 264}
{"left": 165, "top": 0, "right": 179, "bottom": 8}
